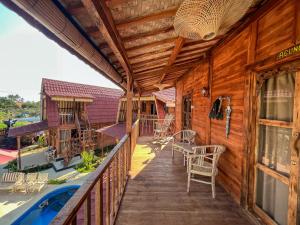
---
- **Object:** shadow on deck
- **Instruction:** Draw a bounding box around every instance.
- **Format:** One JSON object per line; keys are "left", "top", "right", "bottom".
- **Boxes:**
{"left": 115, "top": 136, "right": 255, "bottom": 225}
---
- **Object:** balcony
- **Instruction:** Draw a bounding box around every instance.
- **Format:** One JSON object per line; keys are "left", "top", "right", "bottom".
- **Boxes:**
{"left": 50, "top": 120, "right": 254, "bottom": 225}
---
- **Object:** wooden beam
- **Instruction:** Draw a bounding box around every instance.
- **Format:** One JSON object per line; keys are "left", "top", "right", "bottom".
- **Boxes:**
{"left": 128, "top": 46, "right": 173, "bottom": 60}
{"left": 116, "top": 8, "right": 177, "bottom": 29}
{"left": 81, "top": 0, "right": 139, "bottom": 90}
{"left": 66, "top": 2, "right": 85, "bottom": 15}
{"left": 129, "top": 51, "right": 172, "bottom": 64}
{"left": 105, "top": 0, "right": 132, "bottom": 7}
{"left": 126, "top": 37, "right": 176, "bottom": 53}
{"left": 295, "top": 0, "right": 300, "bottom": 44}
{"left": 122, "top": 27, "right": 174, "bottom": 43}
{"left": 132, "top": 56, "right": 169, "bottom": 67}
{"left": 159, "top": 37, "right": 185, "bottom": 83}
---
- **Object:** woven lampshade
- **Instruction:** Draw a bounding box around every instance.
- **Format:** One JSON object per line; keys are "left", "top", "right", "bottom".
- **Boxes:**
{"left": 174, "top": 0, "right": 253, "bottom": 40}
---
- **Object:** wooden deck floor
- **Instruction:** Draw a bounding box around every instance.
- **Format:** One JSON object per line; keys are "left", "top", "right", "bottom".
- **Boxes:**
{"left": 115, "top": 136, "right": 255, "bottom": 225}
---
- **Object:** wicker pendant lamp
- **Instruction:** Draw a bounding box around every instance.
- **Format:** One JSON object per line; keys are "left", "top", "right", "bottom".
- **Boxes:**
{"left": 174, "top": 0, "right": 253, "bottom": 40}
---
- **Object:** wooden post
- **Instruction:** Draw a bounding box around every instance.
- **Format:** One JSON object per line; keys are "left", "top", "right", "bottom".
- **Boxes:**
{"left": 17, "top": 136, "right": 21, "bottom": 170}
{"left": 295, "top": 0, "right": 300, "bottom": 44}
{"left": 137, "top": 94, "right": 141, "bottom": 120}
{"left": 56, "top": 128, "right": 60, "bottom": 155}
{"left": 126, "top": 75, "right": 133, "bottom": 134}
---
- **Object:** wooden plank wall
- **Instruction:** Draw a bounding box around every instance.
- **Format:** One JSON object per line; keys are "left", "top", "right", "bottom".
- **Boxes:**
{"left": 175, "top": 0, "right": 298, "bottom": 204}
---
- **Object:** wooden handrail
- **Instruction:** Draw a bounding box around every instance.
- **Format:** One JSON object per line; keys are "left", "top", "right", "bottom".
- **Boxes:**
{"left": 50, "top": 120, "right": 140, "bottom": 225}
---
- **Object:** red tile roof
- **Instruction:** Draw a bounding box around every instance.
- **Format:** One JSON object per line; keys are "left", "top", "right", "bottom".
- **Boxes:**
{"left": 42, "top": 78, "right": 124, "bottom": 126}
{"left": 8, "top": 120, "right": 48, "bottom": 137}
{"left": 96, "top": 123, "right": 126, "bottom": 140}
{"left": 153, "top": 87, "right": 175, "bottom": 103}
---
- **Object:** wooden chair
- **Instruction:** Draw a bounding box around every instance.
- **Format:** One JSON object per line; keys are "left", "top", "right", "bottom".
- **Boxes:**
{"left": 153, "top": 114, "right": 174, "bottom": 140}
{"left": 187, "top": 145, "right": 225, "bottom": 198}
{"left": 0, "top": 172, "right": 24, "bottom": 191}
{"left": 171, "top": 130, "right": 197, "bottom": 165}
{"left": 30, "top": 173, "right": 48, "bottom": 192}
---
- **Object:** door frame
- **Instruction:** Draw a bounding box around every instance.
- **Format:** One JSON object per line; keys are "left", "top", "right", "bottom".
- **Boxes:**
{"left": 182, "top": 93, "right": 193, "bottom": 130}
{"left": 247, "top": 68, "right": 300, "bottom": 225}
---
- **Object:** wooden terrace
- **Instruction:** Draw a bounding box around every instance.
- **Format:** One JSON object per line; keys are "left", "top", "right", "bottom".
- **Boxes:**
{"left": 115, "top": 136, "right": 254, "bottom": 225}
{"left": 4, "top": 0, "right": 300, "bottom": 225}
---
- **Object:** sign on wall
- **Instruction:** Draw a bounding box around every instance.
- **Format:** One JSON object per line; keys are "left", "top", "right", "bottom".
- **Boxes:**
{"left": 277, "top": 44, "right": 300, "bottom": 60}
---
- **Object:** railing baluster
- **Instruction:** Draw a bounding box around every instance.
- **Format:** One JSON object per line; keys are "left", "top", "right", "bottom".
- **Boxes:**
{"left": 106, "top": 168, "right": 111, "bottom": 225}
{"left": 95, "top": 177, "right": 103, "bottom": 225}
{"left": 49, "top": 120, "right": 140, "bottom": 225}
{"left": 111, "top": 160, "right": 115, "bottom": 220}
{"left": 117, "top": 152, "right": 121, "bottom": 201}
{"left": 84, "top": 193, "right": 91, "bottom": 225}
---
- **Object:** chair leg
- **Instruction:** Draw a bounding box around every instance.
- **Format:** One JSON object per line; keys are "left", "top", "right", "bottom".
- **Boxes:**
{"left": 187, "top": 172, "right": 191, "bottom": 193}
{"left": 211, "top": 176, "right": 216, "bottom": 199}
{"left": 172, "top": 145, "right": 174, "bottom": 158}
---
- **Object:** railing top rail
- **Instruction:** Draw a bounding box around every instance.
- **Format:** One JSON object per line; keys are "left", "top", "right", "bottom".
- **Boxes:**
{"left": 50, "top": 133, "right": 129, "bottom": 225}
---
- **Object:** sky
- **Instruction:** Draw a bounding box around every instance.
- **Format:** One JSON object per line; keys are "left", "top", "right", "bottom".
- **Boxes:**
{"left": 0, "top": 3, "right": 119, "bottom": 102}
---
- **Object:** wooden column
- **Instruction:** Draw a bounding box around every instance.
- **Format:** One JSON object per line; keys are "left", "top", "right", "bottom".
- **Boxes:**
{"left": 137, "top": 94, "right": 141, "bottom": 120}
{"left": 56, "top": 128, "right": 60, "bottom": 154}
{"left": 17, "top": 136, "right": 21, "bottom": 170}
{"left": 126, "top": 75, "right": 133, "bottom": 134}
{"left": 241, "top": 21, "right": 258, "bottom": 208}
{"left": 295, "top": 0, "right": 300, "bottom": 44}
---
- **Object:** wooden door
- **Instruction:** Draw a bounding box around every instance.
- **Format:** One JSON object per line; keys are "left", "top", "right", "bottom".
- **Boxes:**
{"left": 253, "top": 70, "right": 300, "bottom": 225}
{"left": 182, "top": 94, "right": 192, "bottom": 130}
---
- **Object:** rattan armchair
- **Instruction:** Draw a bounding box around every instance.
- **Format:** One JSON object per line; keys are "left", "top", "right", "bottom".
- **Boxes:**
{"left": 187, "top": 145, "right": 225, "bottom": 198}
{"left": 171, "top": 130, "right": 197, "bottom": 166}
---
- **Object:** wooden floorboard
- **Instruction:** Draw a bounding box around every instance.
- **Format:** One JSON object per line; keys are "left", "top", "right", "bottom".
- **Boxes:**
{"left": 115, "top": 136, "right": 255, "bottom": 225}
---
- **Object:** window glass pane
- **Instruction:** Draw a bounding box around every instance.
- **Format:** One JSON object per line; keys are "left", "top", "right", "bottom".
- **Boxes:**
{"left": 257, "top": 125, "right": 291, "bottom": 176}
{"left": 260, "top": 73, "right": 295, "bottom": 122}
{"left": 256, "top": 169, "right": 288, "bottom": 225}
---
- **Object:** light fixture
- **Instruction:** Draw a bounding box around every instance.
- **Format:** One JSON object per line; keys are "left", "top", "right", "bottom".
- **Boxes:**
{"left": 201, "top": 87, "right": 209, "bottom": 97}
{"left": 174, "top": 0, "right": 253, "bottom": 40}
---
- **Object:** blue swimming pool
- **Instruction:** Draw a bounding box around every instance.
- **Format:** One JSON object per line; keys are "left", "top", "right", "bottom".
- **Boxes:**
{"left": 12, "top": 185, "right": 80, "bottom": 225}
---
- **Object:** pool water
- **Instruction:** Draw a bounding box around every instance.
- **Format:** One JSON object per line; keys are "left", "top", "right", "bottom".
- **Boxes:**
{"left": 12, "top": 185, "right": 80, "bottom": 225}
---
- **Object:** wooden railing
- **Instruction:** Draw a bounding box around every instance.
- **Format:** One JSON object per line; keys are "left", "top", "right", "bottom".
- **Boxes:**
{"left": 50, "top": 120, "right": 140, "bottom": 225}
{"left": 140, "top": 117, "right": 175, "bottom": 136}
{"left": 59, "top": 112, "right": 75, "bottom": 125}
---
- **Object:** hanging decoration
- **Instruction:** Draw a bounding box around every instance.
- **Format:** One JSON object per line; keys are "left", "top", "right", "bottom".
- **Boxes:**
{"left": 209, "top": 96, "right": 232, "bottom": 138}
{"left": 225, "top": 97, "right": 232, "bottom": 138}
{"left": 174, "top": 0, "right": 253, "bottom": 40}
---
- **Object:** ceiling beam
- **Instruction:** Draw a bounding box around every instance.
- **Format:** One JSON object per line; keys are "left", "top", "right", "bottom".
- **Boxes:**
{"left": 116, "top": 8, "right": 178, "bottom": 29}
{"left": 66, "top": 2, "right": 85, "bottom": 14}
{"left": 126, "top": 37, "right": 176, "bottom": 53}
{"left": 122, "top": 26, "right": 174, "bottom": 43}
{"left": 105, "top": 0, "right": 132, "bottom": 7}
{"left": 81, "top": 0, "right": 139, "bottom": 90}
{"left": 159, "top": 37, "right": 185, "bottom": 83}
{"left": 128, "top": 46, "right": 173, "bottom": 60}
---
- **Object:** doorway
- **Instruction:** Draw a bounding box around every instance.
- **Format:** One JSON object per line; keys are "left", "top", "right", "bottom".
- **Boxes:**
{"left": 253, "top": 70, "right": 300, "bottom": 225}
{"left": 182, "top": 94, "right": 192, "bottom": 130}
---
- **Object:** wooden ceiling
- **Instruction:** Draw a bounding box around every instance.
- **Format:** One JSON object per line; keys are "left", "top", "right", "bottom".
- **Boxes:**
{"left": 58, "top": 0, "right": 266, "bottom": 93}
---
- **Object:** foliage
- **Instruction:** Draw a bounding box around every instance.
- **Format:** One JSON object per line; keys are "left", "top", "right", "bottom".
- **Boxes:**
{"left": 94, "top": 145, "right": 115, "bottom": 157}
{"left": 0, "top": 122, "right": 7, "bottom": 129}
{"left": 0, "top": 94, "right": 40, "bottom": 122}
{"left": 4, "top": 157, "right": 52, "bottom": 173}
{"left": 48, "top": 179, "right": 67, "bottom": 185}
{"left": 13, "top": 121, "right": 30, "bottom": 127}
{"left": 76, "top": 150, "right": 99, "bottom": 173}
{"left": 4, "top": 159, "right": 18, "bottom": 172}
{"left": 37, "top": 135, "right": 47, "bottom": 147}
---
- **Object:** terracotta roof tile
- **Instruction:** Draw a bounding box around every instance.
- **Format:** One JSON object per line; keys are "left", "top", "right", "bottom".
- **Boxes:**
{"left": 153, "top": 87, "right": 175, "bottom": 103}
{"left": 42, "top": 78, "right": 124, "bottom": 125}
{"left": 8, "top": 120, "right": 48, "bottom": 137}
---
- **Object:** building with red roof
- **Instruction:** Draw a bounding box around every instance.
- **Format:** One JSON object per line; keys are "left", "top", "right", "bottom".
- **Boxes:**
{"left": 41, "top": 78, "right": 123, "bottom": 161}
